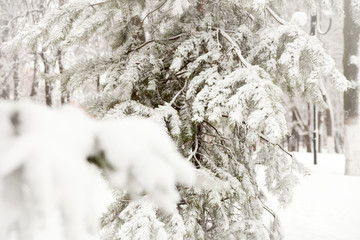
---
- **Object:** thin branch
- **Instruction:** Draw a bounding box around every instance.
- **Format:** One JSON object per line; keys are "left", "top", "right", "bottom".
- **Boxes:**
{"left": 169, "top": 79, "right": 187, "bottom": 106}
{"left": 259, "top": 133, "right": 293, "bottom": 158}
{"left": 199, "top": 139, "right": 237, "bottom": 161}
{"left": 216, "top": 29, "right": 222, "bottom": 50}
{"left": 126, "top": 40, "right": 155, "bottom": 54}
{"left": 175, "top": 70, "right": 187, "bottom": 77}
{"left": 218, "top": 29, "right": 250, "bottom": 67}
{"left": 202, "top": 120, "right": 222, "bottom": 137}
{"left": 199, "top": 131, "right": 230, "bottom": 141}
{"left": 89, "top": 0, "right": 115, "bottom": 7}
{"left": 220, "top": 115, "right": 291, "bottom": 157}
{"left": 177, "top": 198, "right": 189, "bottom": 206}
{"left": 141, "top": 0, "right": 168, "bottom": 25}
{"left": 167, "top": 33, "right": 189, "bottom": 41}
{"left": 187, "top": 134, "right": 201, "bottom": 167}
{"left": 259, "top": 198, "right": 277, "bottom": 221}
{"left": 206, "top": 224, "right": 217, "bottom": 232}
{"left": 126, "top": 33, "right": 188, "bottom": 55}
{"left": 266, "top": 7, "right": 286, "bottom": 25}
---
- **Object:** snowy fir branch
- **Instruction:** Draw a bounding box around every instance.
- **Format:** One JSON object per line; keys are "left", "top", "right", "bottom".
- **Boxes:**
{"left": 1, "top": 0, "right": 349, "bottom": 239}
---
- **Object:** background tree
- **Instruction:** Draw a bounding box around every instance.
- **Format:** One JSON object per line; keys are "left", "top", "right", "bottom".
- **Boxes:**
{"left": 2, "top": 0, "right": 349, "bottom": 239}
{"left": 0, "top": 0, "right": 72, "bottom": 105}
{"left": 344, "top": 0, "right": 360, "bottom": 175}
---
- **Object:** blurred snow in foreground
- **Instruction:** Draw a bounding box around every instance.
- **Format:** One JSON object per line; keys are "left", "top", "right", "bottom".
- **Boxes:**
{"left": 276, "top": 152, "right": 360, "bottom": 240}
{"left": 0, "top": 101, "right": 195, "bottom": 240}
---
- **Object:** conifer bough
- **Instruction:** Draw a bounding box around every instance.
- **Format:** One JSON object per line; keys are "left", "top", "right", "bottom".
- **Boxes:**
{"left": 1, "top": 0, "right": 349, "bottom": 239}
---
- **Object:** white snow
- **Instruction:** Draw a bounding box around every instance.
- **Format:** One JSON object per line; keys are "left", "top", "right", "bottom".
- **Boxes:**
{"left": 0, "top": 100, "right": 195, "bottom": 240}
{"left": 98, "top": 117, "right": 196, "bottom": 213}
{"left": 168, "top": 0, "right": 190, "bottom": 16}
{"left": 275, "top": 152, "right": 360, "bottom": 240}
{"left": 1, "top": 101, "right": 360, "bottom": 239}
{"left": 291, "top": 12, "right": 308, "bottom": 27}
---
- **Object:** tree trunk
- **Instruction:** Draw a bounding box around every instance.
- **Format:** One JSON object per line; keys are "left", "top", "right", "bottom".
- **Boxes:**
{"left": 30, "top": 53, "right": 38, "bottom": 97}
{"left": 322, "top": 85, "right": 335, "bottom": 152}
{"left": 0, "top": 69, "right": 12, "bottom": 100}
{"left": 318, "top": 111, "right": 322, "bottom": 153}
{"left": 325, "top": 107, "right": 335, "bottom": 152}
{"left": 13, "top": 55, "right": 20, "bottom": 101}
{"left": 290, "top": 105, "right": 311, "bottom": 152}
{"left": 0, "top": 81, "right": 10, "bottom": 99}
{"left": 344, "top": 0, "right": 360, "bottom": 175}
{"left": 40, "top": 52, "right": 52, "bottom": 106}
{"left": 304, "top": 103, "right": 312, "bottom": 152}
{"left": 57, "top": 49, "right": 69, "bottom": 105}
{"left": 45, "top": 82, "right": 52, "bottom": 106}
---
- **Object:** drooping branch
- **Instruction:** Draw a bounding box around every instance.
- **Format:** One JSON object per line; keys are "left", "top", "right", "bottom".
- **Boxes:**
{"left": 218, "top": 29, "right": 250, "bottom": 67}
{"left": 266, "top": 7, "right": 286, "bottom": 25}
{"left": 259, "top": 133, "right": 293, "bottom": 158}
{"left": 260, "top": 198, "right": 276, "bottom": 219}
{"left": 222, "top": 114, "right": 293, "bottom": 157}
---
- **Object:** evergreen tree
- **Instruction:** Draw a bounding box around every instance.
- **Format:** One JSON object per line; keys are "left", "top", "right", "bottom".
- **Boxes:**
{"left": 2, "top": 0, "right": 349, "bottom": 239}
